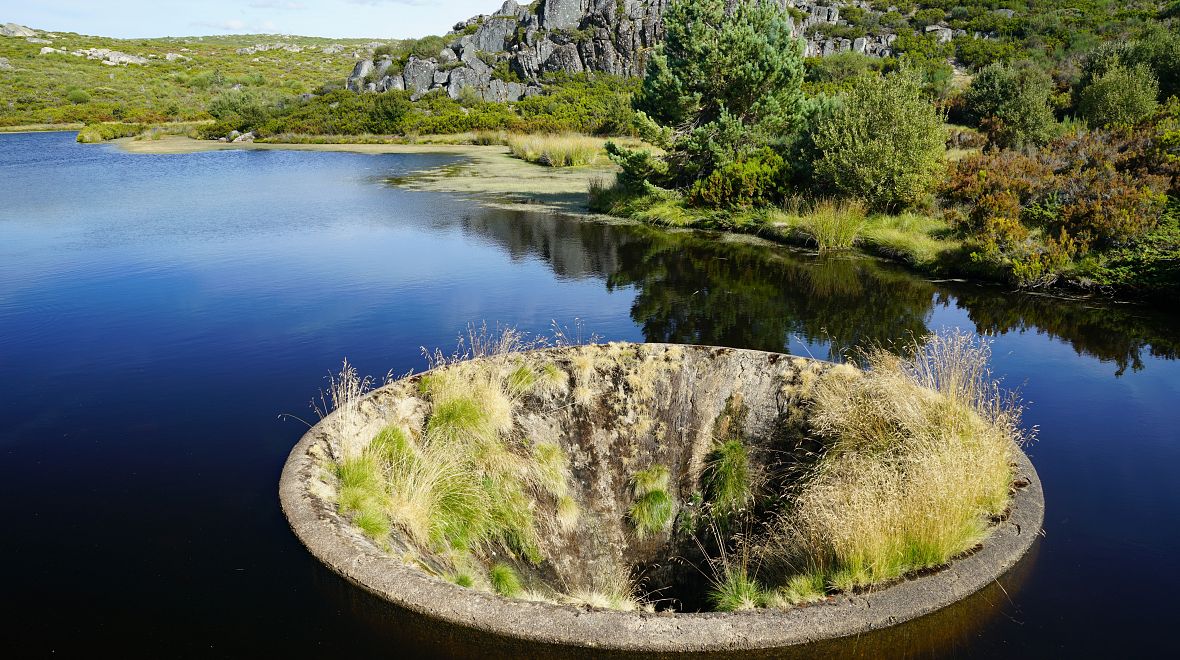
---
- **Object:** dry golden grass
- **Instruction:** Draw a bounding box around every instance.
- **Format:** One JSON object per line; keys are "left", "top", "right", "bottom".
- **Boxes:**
{"left": 506, "top": 133, "right": 604, "bottom": 167}
{"left": 773, "top": 330, "right": 1024, "bottom": 593}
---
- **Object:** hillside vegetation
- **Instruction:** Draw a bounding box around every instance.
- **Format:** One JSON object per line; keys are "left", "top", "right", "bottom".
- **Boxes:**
{"left": 0, "top": 30, "right": 380, "bottom": 126}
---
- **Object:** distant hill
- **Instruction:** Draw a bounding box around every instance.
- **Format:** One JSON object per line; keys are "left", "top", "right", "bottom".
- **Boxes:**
{"left": 0, "top": 23, "right": 386, "bottom": 126}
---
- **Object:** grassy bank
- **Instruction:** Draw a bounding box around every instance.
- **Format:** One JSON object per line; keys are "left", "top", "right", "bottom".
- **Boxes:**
{"left": 588, "top": 181, "right": 1178, "bottom": 298}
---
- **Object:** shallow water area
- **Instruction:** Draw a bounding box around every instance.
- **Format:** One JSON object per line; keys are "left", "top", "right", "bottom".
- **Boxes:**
{"left": 1, "top": 131, "right": 1178, "bottom": 656}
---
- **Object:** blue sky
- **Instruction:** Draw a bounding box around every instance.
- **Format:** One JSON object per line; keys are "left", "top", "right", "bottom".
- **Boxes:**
{"left": 5, "top": 1, "right": 499, "bottom": 39}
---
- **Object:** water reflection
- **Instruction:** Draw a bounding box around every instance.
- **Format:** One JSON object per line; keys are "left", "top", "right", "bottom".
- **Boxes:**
{"left": 455, "top": 207, "right": 1180, "bottom": 372}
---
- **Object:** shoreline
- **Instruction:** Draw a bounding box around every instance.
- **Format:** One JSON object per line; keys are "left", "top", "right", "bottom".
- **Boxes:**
{"left": 109, "top": 136, "right": 1170, "bottom": 303}
{"left": 114, "top": 136, "right": 617, "bottom": 216}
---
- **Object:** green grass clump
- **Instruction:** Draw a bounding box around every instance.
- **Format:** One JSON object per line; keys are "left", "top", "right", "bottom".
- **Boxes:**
{"left": 629, "top": 466, "right": 675, "bottom": 540}
{"left": 795, "top": 199, "right": 867, "bottom": 251}
{"left": 703, "top": 439, "right": 753, "bottom": 518}
{"left": 335, "top": 453, "right": 392, "bottom": 544}
{"left": 489, "top": 563, "right": 523, "bottom": 597}
{"left": 451, "top": 572, "right": 475, "bottom": 588}
{"left": 427, "top": 396, "right": 492, "bottom": 444}
{"left": 777, "top": 572, "right": 827, "bottom": 606}
{"left": 506, "top": 364, "right": 537, "bottom": 394}
{"left": 709, "top": 567, "right": 765, "bottom": 612}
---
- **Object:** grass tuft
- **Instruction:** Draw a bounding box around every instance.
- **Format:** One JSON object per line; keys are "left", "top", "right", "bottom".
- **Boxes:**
{"left": 709, "top": 566, "right": 765, "bottom": 612}
{"left": 795, "top": 199, "right": 867, "bottom": 251}
{"left": 489, "top": 563, "right": 523, "bottom": 597}
{"left": 703, "top": 439, "right": 754, "bottom": 518}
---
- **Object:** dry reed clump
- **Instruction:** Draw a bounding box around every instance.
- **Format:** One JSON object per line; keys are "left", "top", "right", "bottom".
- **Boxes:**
{"left": 771, "top": 330, "right": 1025, "bottom": 594}
{"left": 506, "top": 133, "right": 604, "bottom": 167}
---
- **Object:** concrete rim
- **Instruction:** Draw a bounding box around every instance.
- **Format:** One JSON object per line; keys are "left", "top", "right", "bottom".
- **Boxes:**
{"left": 279, "top": 344, "right": 1045, "bottom": 653}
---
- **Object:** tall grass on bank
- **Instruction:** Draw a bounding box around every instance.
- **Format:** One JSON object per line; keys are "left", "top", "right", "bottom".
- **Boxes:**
{"left": 507, "top": 133, "right": 603, "bottom": 167}
{"left": 794, "top": 199, "right": 867, "bottom": 251}
{"left": 76, "top": 122, "right": 145, "bottom": 143}
{"left": 770, "top": 330, "right": 1025, "bottom": 594}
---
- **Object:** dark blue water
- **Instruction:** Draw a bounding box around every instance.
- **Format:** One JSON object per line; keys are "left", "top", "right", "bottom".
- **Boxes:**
{"left": 1, "top": 131, "right": 1178, "bottom": 657}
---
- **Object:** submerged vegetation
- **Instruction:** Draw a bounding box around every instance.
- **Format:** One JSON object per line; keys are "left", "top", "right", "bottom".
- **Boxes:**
{"left": 312, "top": 326, "right": 1028, "bottom": 615}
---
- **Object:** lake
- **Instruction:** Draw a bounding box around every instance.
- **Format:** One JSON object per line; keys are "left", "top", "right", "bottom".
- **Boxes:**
{"left": 1, "top": 131, "right": 1177, "bottom": 656}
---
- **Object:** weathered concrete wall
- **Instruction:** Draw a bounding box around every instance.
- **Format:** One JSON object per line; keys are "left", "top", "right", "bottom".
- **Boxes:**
{"left": 280, "top": 343, "right": 1044, "bottom": 653}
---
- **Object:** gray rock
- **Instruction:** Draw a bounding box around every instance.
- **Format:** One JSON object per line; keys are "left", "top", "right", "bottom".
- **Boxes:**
{"left": 232, "top": 131, "right": 255, "bottom": 143}
{"left": 543, "top": 43, "right": 584, "bottom": 75}
{"left": 0, "top": 23, "right": 36, "bottom": 38}
{"left": 448, "top": 66, "right": 491, "bottom": 100}
{"left": 541, "top": 0, "right": 587, "bottom": 30}
{"left": 925, "top": 25, "right": 954, "bottom": 43}
{"left": 0, "top": 57, "right": 11, "bottom": 70}
{"left": 346, "top": 59, "right": 374, "bottom": 92}
{"left": 26, "top": 37, "right": 51, "bottom": 44}
{"left": 438, "top": 47, "right": 459, "bottom": 66}
{"left": 473, "top": 16, "right": 517, "bottom": 53}
{"left": 403, "top": 57, "right": 438, "bottom": 99}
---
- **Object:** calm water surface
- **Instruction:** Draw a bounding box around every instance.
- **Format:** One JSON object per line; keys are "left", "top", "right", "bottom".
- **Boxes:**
{"left": 1, "top": 132, "right": 1178, "bottom": 657}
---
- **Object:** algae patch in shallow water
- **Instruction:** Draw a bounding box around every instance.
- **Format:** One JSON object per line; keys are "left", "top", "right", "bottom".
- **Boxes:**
{"left": 299, "top": 330, "right": 1029, "bottom": 617}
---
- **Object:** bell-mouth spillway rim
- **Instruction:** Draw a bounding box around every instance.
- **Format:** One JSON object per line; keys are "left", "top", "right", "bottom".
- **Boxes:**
{"left": 279, "top": 343, "right": 1045, "bottom": 653}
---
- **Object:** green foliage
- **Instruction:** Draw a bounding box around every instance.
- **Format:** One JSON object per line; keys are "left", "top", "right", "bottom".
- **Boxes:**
{"left": 489, "top": 563, "right": 523, "bottom": 597}
{"left": 76, "top": 122, "right": 145, "bottom": 143}
{"left": 629, "top": 465, "right": 674, "bottom": 540}
{"left": 963, "top": 62, "right": 1057, "bottom": 148}
{"left": 623, "top": 0, "right": 805, "bottom": 190}
{"left": 703, "top": 439, "right": 753, "bottom": 518}
{"left": 0, "top": 31, "right": 378, "bottom": 127}
{"left": 687, "top": 148, "right": 787, "bottom": 208}
{"left": 708, "top": 566, "right": 765, "bottom": 612}
{"left": 514, "top": 75, "right": 638, "bottom": 135}
{"left": 810, "top": 68, "right": 947, "bottom": 212}
{"left": 1078, "top": 63, "right": 1160, "bottom": 128}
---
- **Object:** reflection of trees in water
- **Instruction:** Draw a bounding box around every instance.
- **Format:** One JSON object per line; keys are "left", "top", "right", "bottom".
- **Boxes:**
{"left": 606, "top": 231, "right": 936, "bottom": 356}
{"left": 456, "top": 206, "right": 1179, "bottom": 371}
{"left": 947, "top": 288, "right": 1180, "bottom": 376}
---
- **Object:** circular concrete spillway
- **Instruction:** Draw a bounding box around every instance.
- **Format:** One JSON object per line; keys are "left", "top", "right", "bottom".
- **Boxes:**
{"left": 280, "top": 343, "right": 1044, "bottom": 653}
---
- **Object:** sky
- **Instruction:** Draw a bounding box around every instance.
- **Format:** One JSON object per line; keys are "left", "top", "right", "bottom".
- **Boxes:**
{"left": 3, "top": 0, "right": 500, "bottom": 40}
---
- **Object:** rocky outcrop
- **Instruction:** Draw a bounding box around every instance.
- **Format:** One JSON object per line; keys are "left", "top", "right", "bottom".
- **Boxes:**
{"left": 1, "top": 22, "right": 36, "bottom": 38}
{"left": 72, "top": 48, "right": 149, "bottom": 66}
{"left": 350, "top": 1, "right": 978, "bottom": 102}
{"left": 0, "top": 57, "right": 11, "bottom": 70}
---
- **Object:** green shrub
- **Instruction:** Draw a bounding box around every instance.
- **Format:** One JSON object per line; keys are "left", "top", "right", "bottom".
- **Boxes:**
{"left": 66, "top": 89, "right": 91, "bottom": 105}
{"left": 688, "top": 148, "right": 787, "bottom": 208}
{"left": 76, "top": 122, "right": 145, "bottom": 143}
{"left": 810, "top": 68, "right": 946, "bottom": 212}
{"left": 963, "top": 62, "right": 1057, "bottom": 148}
{"left": 1078, "top": 63, "right": 1160, "bottom": 128}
